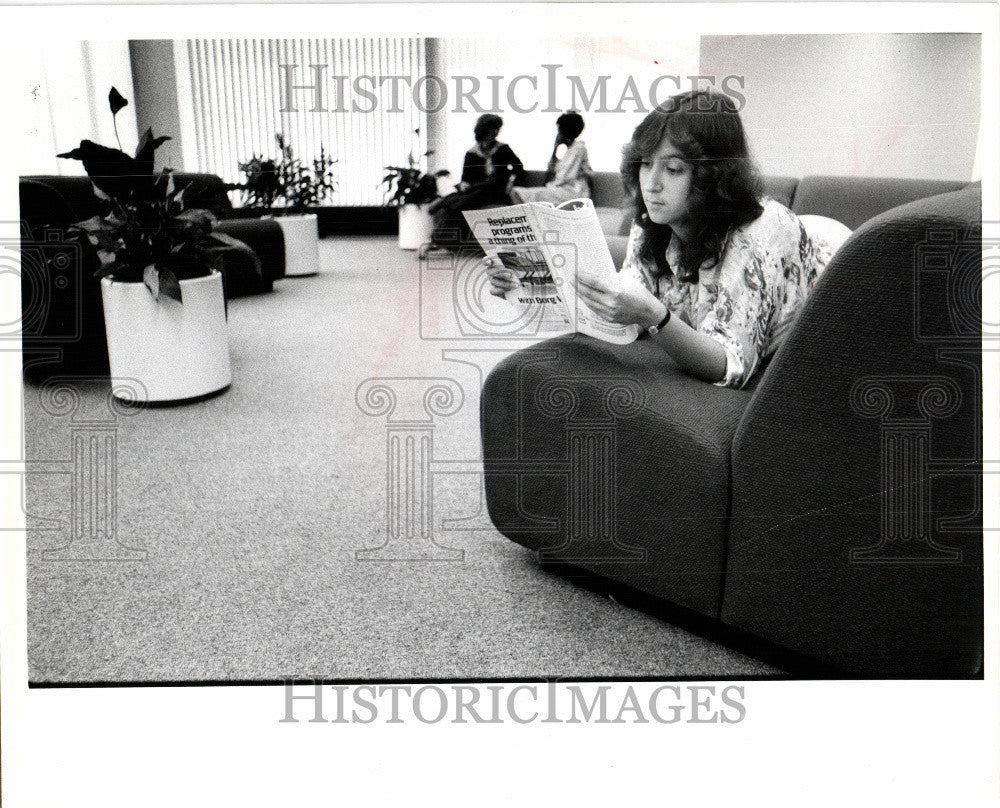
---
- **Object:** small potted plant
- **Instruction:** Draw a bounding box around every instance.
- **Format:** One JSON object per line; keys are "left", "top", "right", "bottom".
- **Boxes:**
{"left": 382, "top": 128, "right": 450, "bottom": 250}
{"left": 237, "top": 134, "right": 336, "bottom": 276}
{"left": 57, "top": 87, "right": 240, "bottom": 404}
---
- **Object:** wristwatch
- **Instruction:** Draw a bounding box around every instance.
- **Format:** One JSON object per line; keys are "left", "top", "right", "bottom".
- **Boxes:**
{"left": 647, "top": 306, "right": 671, "bottom": 336}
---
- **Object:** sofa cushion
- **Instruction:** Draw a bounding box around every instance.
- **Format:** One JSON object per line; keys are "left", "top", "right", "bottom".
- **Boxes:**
{"left": 761, "top": 175, "right": 799, "bottom": 209}
{"left": 20, "top": 174, "right": 284, "bottom": 293}
{"left": 481, "top": 334, "right": 755, "bottom": 617}
{"left": 19, "top": 180, "right": 110, "bottom": 380}
{"left": 792, "top": 175, "right": 968, "bottom": 230}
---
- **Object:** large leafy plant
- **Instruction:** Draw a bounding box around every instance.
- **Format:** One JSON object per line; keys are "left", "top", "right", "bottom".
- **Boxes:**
{"left": 382, "top": 128, "right": 449, "bottom": 207}
{"left": 58, "top": 87, "right": 243, "bottom": 303}
{"left": 237, "top": 134, "right": 337, "bottom": 214}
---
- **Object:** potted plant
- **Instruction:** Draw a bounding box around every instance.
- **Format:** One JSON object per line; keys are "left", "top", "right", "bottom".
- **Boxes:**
{"left": 57, "top": 87, "right": 238, "bottom": 403}
{"left": 237, "top": 134, "right": 336, "bottom": 276}
{"left": 382, "top": 128, "right": 450, "bottom": 250}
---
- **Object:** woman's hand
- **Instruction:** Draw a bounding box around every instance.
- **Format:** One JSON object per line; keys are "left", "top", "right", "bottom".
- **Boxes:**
{"left": 576, "top": 274, "right": 666, "bottom": 329}
{"left": 481, "top": 257, "right": 520, "bottom": 298}
{"left": 578, "top": 274, "right": 727, "bottom": 382}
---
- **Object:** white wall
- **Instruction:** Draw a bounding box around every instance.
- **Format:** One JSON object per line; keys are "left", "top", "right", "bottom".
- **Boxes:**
{"left": 430, "top": 36, "right": 700, "bottom": 189}
{"left": 20, "top": 41, "right": 138, "bottom": 175}
{"left": 700, "top": 33, "right": 981, "bottom": 181}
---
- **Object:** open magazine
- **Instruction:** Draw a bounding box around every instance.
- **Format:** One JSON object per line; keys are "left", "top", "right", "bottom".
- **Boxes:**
{"left": 463, "top": 199, "right": 641, "bottom": 344}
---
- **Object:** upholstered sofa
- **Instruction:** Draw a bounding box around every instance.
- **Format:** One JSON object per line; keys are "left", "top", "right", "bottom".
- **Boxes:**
{"left": 19, "top": 173, "right": 285, "bottom": 380}
{"left": 480, "top": 174, "right": 983, "bottom": 678}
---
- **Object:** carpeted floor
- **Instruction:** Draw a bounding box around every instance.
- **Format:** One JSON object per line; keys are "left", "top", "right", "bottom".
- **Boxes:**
{"left": 23, "top": 236, "right": 779, "bottom": 682}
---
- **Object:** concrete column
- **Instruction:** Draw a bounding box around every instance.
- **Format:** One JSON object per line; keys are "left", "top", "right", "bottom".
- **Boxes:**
{"left": 423, "top": 38, "right": 450, "bottom": 184}
{"left": 128, "top": 40, "right": 185, "bottom": 171}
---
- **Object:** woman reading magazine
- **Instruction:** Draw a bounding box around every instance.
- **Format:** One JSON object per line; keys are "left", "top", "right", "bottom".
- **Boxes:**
{"left": 487, "top": 89, "right": 838, "bottom": 389}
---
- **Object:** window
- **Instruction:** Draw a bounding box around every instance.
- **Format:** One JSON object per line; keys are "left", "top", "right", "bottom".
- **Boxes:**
{"left": 176, "top": 39, "right": 427, "bottom": 205}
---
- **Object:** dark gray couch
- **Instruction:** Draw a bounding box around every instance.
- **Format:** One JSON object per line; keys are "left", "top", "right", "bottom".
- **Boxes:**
{"left": 480, "top": 174, "right": 982, "bottom": 678}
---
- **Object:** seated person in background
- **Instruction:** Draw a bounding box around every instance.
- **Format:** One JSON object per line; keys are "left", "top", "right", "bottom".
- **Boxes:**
{"left": 455, "top": 113, "right": 524, "bottom": 196}
{"left": 488, "top": 89, "right": 839, "bottom": 390}
{"left": 429, "top": 113, "right": 524, "bottom": 250}
{"left": 510, "top": 111, "right": 592, "bottom": 205}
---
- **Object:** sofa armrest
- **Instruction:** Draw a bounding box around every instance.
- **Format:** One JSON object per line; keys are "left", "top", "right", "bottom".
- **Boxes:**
{"left": 723, "top": 185, "right": 983, "bottom": 676}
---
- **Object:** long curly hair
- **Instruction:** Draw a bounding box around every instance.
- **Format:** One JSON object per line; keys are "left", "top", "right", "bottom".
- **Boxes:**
{"left": 621, "top": 89, "right": 763, "bottom": 282}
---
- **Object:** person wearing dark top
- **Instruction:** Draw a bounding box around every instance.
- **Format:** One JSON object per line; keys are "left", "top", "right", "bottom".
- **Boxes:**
{"left": 457, "top": 116, "right": 523, "bottom": 192}
{"left": 429, "top": 113, "right": 524, "bottom": 252}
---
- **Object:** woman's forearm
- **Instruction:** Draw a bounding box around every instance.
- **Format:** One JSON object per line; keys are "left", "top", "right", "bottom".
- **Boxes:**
{"left": 646, "top": 306, "right": 727, "bottom": 383}
{"left": 575, "top": 275, "right": 728, "bottom": 384}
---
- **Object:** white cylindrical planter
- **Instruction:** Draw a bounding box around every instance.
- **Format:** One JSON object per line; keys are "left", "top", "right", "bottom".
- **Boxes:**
{"left": 398, "top": 203, "right": 434, "bottom": 250}
{"left": 101, "top": 271, "right": 232, "bottom": 403}
{"left": 273, "top": 213, "right": 320, "bottom": 277}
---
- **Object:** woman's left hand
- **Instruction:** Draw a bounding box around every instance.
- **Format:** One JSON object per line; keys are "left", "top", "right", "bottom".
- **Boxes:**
{"left": 576, "top": 275, "right": 665, "bottom": 329}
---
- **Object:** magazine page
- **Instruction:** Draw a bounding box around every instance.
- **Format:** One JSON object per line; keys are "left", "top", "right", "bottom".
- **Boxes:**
{"left": 463, "top": 201, "right": 640, "bottom": 344}
{"left": 534, "top": 199, "right": 642, "bottom": 344}
{"left": 462, "top": 204, "right": 574, "bottom": 336}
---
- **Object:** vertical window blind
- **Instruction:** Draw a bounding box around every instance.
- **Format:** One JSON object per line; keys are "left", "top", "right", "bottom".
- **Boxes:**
{"left": 178, "top": 39, "right": 427, "bottom": 206}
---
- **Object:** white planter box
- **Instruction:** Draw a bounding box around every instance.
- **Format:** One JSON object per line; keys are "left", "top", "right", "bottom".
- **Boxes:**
{"left": 101, "top": 271, "right": 232, "bottom": 403}
{"left": 398, "top": 203, "right": 434, "bottom": 250}
{"left": 272, "top": 213, "right": 320, "bottom": 276}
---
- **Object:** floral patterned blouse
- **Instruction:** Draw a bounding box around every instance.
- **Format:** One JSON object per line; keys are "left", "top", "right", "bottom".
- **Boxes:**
{"left": 619, "top": 199, "right": 837, "bottom": 389}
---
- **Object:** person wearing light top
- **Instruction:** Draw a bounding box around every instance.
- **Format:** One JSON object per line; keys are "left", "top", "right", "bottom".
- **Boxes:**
{"left": 488, "top": 89, "right": 839, "bottom": 389}
{"left": 510, "top": 111, "right": 592, "bottom": 206}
